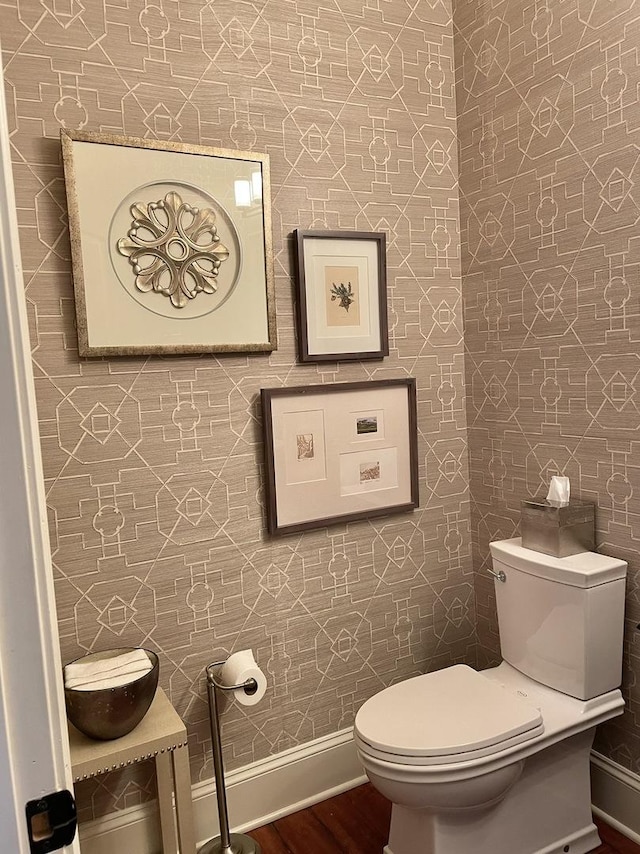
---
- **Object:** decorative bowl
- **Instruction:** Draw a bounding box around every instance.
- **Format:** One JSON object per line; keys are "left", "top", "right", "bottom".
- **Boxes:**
{"left": 64, "top": 648, "right": 159, "bottom": 740}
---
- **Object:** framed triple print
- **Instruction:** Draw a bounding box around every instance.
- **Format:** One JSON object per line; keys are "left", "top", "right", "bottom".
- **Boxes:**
{"left": 261, "top": 378, "right": 418, "bottom": 536}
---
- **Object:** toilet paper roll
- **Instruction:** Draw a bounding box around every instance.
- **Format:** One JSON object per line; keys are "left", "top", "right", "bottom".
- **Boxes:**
{"left": 219, "top": 649, "right": 267, "bottom": 706}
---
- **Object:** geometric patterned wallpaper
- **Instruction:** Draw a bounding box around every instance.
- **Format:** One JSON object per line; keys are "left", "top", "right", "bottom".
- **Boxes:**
{"left": 1, "top": 0, "right": 474, "bottom": 822}
{"left": 455, "top": 0, "right": 640, "bottom": 774}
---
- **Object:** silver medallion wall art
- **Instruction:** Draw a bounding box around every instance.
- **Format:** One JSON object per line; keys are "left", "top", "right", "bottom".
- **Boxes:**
{"left": 61, "top": 131, "right": 276, "bottom": 356}
{"left": 116, "top": 190, "right": 230, "bottom": 310}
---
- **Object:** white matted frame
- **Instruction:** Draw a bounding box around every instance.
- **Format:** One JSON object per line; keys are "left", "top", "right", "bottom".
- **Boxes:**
{"left": 294, "top": 229, "right": 388, "bottom": 362}
{"left": 261, "top": 379, "right": 418, "bottom": 536}
{"left": 61, "top": 130, "right": 276, "bottom": 357}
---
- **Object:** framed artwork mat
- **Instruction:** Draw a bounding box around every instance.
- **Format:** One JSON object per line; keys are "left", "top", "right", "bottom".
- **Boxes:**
{"left": 61, "top": 130, "right": 276, "bottom": 356}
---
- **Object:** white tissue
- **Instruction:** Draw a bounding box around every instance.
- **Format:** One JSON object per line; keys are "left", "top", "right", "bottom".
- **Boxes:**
{"left": 64, "top": 649, "right": 153, "bottom": 691}
{"left": 66, "top": 666, "right": 152, "bottom": 691}
{"left": 65, "top": 649, "right": 149, "bottom": 681}
{"left": 220, "top": 649, "right": 267, "bottom": 706}
{"left": 546, "top": 475, "right": 570, "bottom": 505}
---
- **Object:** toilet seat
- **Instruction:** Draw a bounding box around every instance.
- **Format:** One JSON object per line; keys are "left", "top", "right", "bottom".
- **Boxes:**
{"left": 355, "top": 665, "right": 544, "bottom": 767}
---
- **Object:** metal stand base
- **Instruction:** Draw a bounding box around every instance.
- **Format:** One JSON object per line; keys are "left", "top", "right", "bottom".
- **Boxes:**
{"left": 198, "top": 831, "right": 262, "bottom": 854}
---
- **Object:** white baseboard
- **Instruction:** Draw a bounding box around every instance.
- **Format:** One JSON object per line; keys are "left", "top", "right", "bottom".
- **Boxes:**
{"left": 77, "top": 727, "right": 366, "bottom": 854}
{"left": 76, "top": 736, "right": 640, "bottom": 853}
{"left": 591, "top": 750, "right": 640, "bottom": 843}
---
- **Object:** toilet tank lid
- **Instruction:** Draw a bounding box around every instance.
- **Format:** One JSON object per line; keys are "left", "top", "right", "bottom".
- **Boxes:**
{"left": 490, "top": 538, "right": 627, "bottom": 588}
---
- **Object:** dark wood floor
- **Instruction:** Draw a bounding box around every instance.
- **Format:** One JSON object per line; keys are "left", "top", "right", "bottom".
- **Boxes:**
{"left": 249, "top": 783, "right": 640, "bottom": 853}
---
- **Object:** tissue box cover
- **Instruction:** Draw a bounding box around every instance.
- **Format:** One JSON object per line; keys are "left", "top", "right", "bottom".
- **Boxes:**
{"left": 521, "top": 499, "right": 595, "bottom": 558}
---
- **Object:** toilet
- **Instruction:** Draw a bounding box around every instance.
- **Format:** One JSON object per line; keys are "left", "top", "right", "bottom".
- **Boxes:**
{"left": 354, "top": 538, "right": 627, "bottom": 854}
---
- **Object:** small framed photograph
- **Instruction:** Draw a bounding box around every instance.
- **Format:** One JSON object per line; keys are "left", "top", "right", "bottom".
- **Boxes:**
{"left": 261, "top": 378, "right": 418, "bottom": 536}
{"left": 293, "top": 229, "right": 388, "bottom": 362}
{"left": 61, "top": 130, "right": 276, "bottom": 357}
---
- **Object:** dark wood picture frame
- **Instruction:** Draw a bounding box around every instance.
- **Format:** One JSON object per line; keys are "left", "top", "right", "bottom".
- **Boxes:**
{"left": 261, "top": 378, "right": 418, "bottom": 536}
{"left": 294, "top": 229, "right": 389, "bottom": 362}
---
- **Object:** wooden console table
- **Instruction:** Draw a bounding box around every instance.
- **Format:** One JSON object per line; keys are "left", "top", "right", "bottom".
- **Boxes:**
{"left": 68, "top": 687, "right": 196, "bottom": 853}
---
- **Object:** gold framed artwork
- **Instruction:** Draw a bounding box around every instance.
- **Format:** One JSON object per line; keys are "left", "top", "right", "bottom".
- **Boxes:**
{"left": 61, "top": 130, "right": 276, "bottom": 357}
{"left": 293, "top": 229, "right": 388, "bottom": 362}
{"left": 261, "top": 379, "right": 418, "bottom": 536}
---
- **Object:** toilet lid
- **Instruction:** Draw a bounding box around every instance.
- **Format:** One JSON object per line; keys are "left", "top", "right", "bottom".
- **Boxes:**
{"left": 355, "top": 665, "right": 543, "bottom": 760}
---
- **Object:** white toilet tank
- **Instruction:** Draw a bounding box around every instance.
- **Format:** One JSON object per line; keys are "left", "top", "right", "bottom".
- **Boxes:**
{"left": 489, "top": 538, "right": 627, "bottom": 701}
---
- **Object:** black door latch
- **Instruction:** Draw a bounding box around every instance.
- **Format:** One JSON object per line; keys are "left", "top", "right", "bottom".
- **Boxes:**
{"left": 26, "top": 789, "right": 77, "bottom": 852}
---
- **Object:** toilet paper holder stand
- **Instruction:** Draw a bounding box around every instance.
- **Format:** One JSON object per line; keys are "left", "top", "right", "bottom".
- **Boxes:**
{"left": 197, "top": 659, "right": 262, "bottom": 854}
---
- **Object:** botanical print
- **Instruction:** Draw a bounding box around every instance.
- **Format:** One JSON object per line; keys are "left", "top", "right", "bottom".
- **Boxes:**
{"left": 331, "top": 282, "right": 354, "bottom": 310}
{"left": 359, "top": 461, "right": 381, "bottom": 482}
{"left": 296, "top": 433, "right": 314, "bottom": 460}
{"left": 325, "top": 265, "right": 361, "bottom": 326}
{"left": 356, "top": 415, "right": 378, "bottom": 435}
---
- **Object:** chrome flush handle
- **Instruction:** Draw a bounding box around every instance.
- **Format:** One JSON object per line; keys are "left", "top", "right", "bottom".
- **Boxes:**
{"left": 487, "top": 568, "right": 507, "bottom": 583}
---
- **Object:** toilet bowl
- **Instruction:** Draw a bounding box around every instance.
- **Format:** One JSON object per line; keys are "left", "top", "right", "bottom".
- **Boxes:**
{"left": 355, "top": 539, "right": 627, "bottom": 854}
{"left": 356, "top": 662, "right": 624, "bottom": 854}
